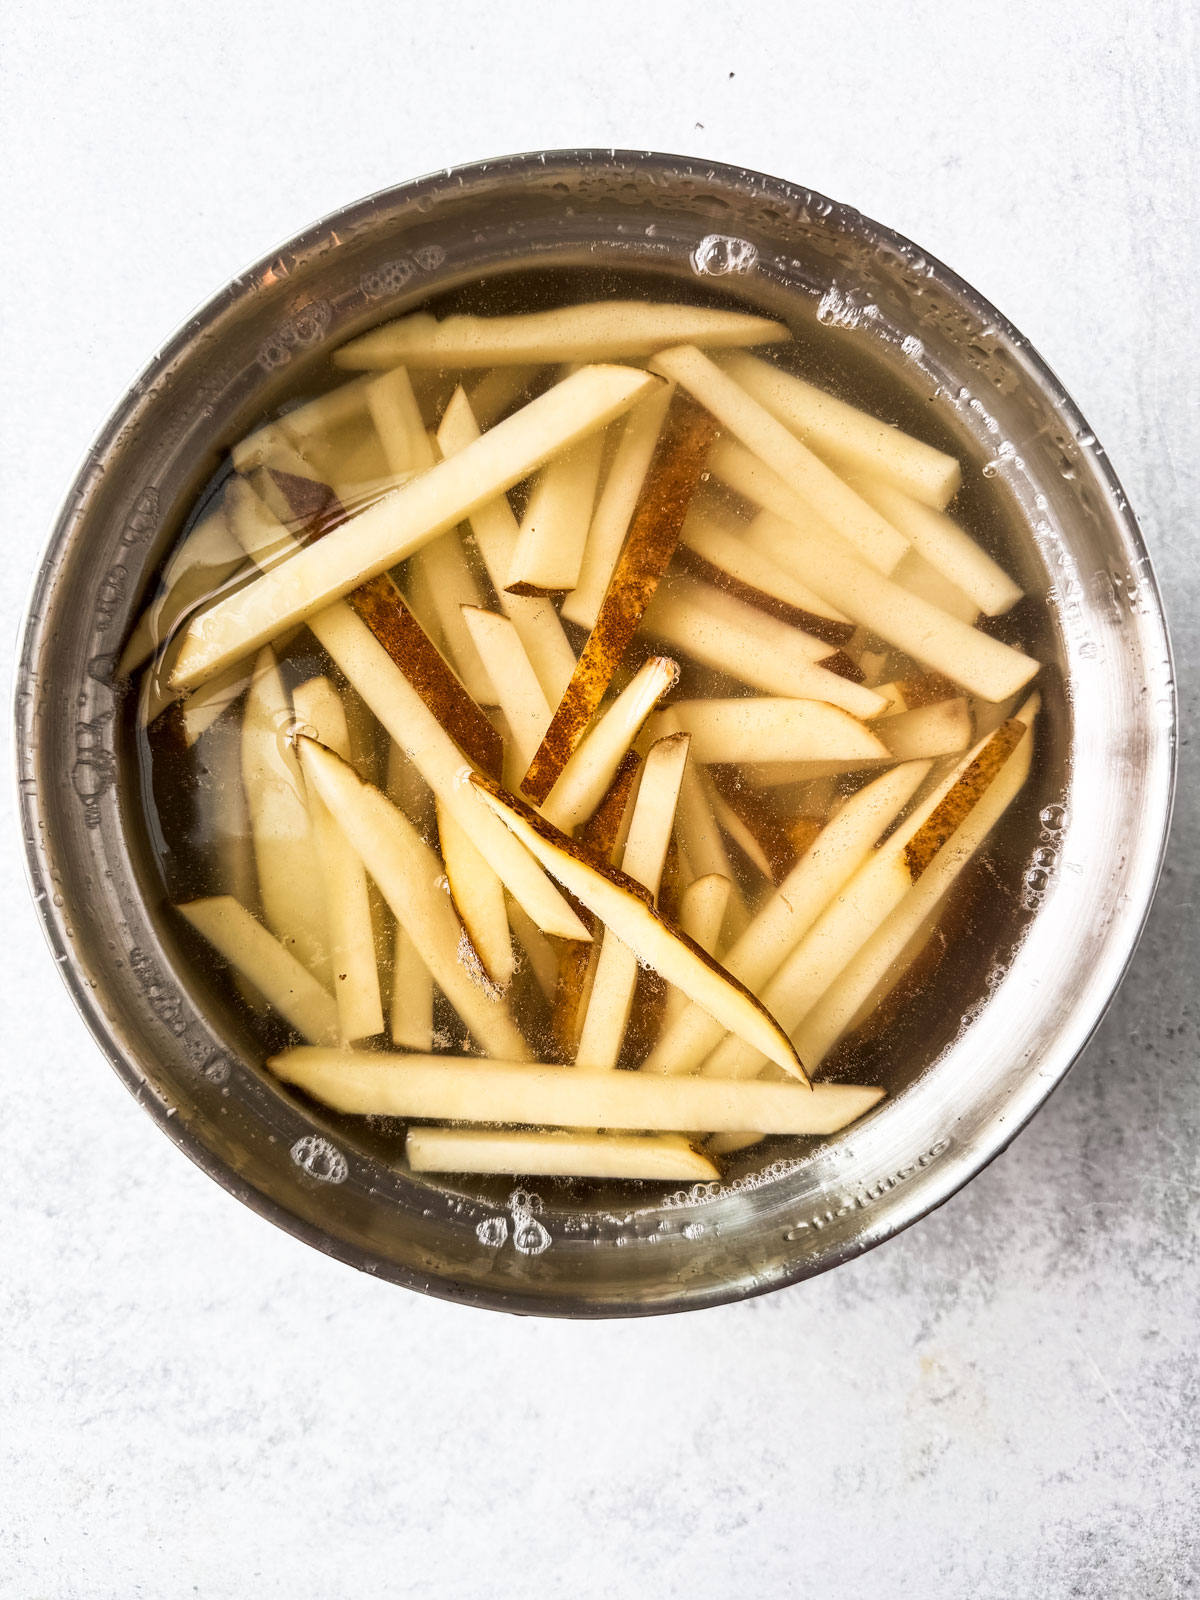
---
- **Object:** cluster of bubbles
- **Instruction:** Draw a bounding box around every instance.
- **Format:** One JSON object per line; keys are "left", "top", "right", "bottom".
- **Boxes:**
{"left": 660, "top": 1157, "right": 806, "bottom": 1214}
{"left": 1021, "top": 803, "right": 1069, "bottom": 912}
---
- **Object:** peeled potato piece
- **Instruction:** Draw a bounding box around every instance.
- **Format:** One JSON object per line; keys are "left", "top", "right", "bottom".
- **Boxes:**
{"left": 666, "top": 698, "right": 889, "bottom": 766}
{"left": 663, "top": 872, "right": 733, "bottom": 1028}
{"left": 270, "top": 1048, "right": 882, "bottom": 1134}
{"left": 506, "top": 432, "right": 606, "bottom": 595}
{"left": 892, "top": 548, "right": 980, "bottom": 625}
{"left": 576, "top": 733, "right": 691, "bottom": 1071}
{"left": 436, "top": 799, "right": 515, "bottom": 991}
{"left": 677, "top": 507, "right": 853, "bottom": 641}
{"left": 292, "top": 677, "right": 385, "bottom": 1042}
{"left": 333, "top": 302, "right": 789, "bottom": 369}
{"left": 539, "top": 656, "right": 680, "bottom": 834}
{"left": 406, "top": 1127, "right": 719, "bottom": 1181}
{"left": 876, "top": 698, "right": 974, "bottom": 760}
{"left": 720, "top": 350, "right": 962, "bottom": 511}
{"left": 172, "top": 365, "right": 661, "bottom": 690}
{"left": 179, "top": 897, "right": 338, "bottom": 1045}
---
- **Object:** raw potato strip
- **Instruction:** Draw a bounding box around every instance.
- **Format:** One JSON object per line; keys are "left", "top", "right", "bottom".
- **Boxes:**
{"left": 642, "top": 763, "right": 929, "bottom": 1076}
{"left": 851, "top": 475, "right": 1023, "bottom": 614}
{"left": 436, "top": 799, "right": 515, "bottom": 990}
{"left": 224, "top": 490, "right": 588, "bottom": 940}
{"left": 877, "top": 699, "right": 973, "bottom": 761}
{"left": 552, "top": 752, "right": 642, "bottom": 1056}
{"left": 706, "top": 781, "right": 774, "bottom": 881}
{"left": 576, "top": 733, "right": 691, "bottom": 1071}
{"left": 407, "top": 1127, "right": 719, "bottom": 1181}
{"left": 562, "top": 382, "right": 675, "bottom": 629}
{"left": 648, "top": 346, "right": 909, "bottom": 574}
{"left": 171, "top": 365, "right": 660, "bottom": 689}
{"left": 663, "top": 874, "right": 733, "bottom": 1028}
{"left": 795, "top": 705, "right": 1038, "bottom": 1066}
{"left": 720, "top": 350, "right": 962, "bottom": 510}
{"left": 539, "top": 656, "right": 679, "bottom": 833}
{"left": 469, "top": 773, "right": 808, "bottom": 1082}
{"left": 272, "top": 1048, "right": 880, "bottom": 1132}
{"left": 465, "top": 364, "right": 545, "bottom": 428}
{"left": 366, "top": 367, "right": 496, "bottom": 703}
{"left": 387, "top": 744, "right": 435, "bottom": 1050}
{"left": 746, "top": 510, "right": 1040, "bottom": 703}
{"left": 226, "top": 476, "right": 504, "bottom": 779}
{"left": 461, "top": 607, "right": 553, "bottom": 773}
{"left": 179, "top": 658, "right": 253, "bottom": 746}
{"left": 676, "top": 511, "right": 854, "bottom": 642}
{"left": 507, "top": 900, "right": 561, "bottom": 1006}
{"left": 640, "top": 579, "right": 885, "bottom": 720}
{"left": 233, "top": 376, "right": 372, "bottom": 473}
{"left": 522, "top": 397, "right": 718, "bottom": 803}
{"left": 298, "top": 739, "right": 526, "bottom": 1058}
{"left": 506, "top": 432, "right": 605, "bottom": 595}
{"left": 436, "top": 388, "right": 577, "bottom": 704}
{"left": 742, "top": 758, "right": 889, "bottom": 786}
{"left": 659, "top": 709, "right": 749, "bottom": 940}
{"left": 334, "top": 302, "right": 789, "bottom": 369}
{"left": 241, "top": 645, "right": 330, "bottom": 985}
{"left": 700, "top": 721, "right": 1029, "bottom": 1080}
{"left": 119, "top": 499, "right": 247, "bottom": 676}
{"left": 892, "top": 548, "right": 979, "bottom": 625}
{"left": 292, "top": 678, "right": 385, "bottom": 1042}
{"left": 667, "top": 698, "right": 889, "bottom": 766}
{"left": 179, "top": 899, "right": 338, "bottom": 1045}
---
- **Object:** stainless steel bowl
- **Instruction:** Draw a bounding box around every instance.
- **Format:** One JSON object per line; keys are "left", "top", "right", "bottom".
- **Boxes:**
{"left": 15, "top": 150, "right": 1175, "bottom": 1316}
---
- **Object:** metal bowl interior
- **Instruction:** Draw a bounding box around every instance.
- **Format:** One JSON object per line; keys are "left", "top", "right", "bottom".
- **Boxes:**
{"left": 15, "top": 151, "right": 1175, "bottom": 1316}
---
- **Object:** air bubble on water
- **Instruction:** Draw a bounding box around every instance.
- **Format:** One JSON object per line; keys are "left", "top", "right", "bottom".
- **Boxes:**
{"left": 691, "top": 234, "right": 758, "bottom": 276}
{"left": 682, "top": 1221, "right": 706, "bottom": 1240}
{"left": 476, "top": 1215, "right": 508, "bottom": 1248}
{"left": 513, "top": 1217, "right": 552, "bottom": 1256}
{"left": 290, "top": 1134, "right": 347, "bottom": 1184}
{"left": 1040, "top": 803, "right": 1068, "bottom": 832}
{"left": 901, "top": 334, "right": 924, "bottom": 360}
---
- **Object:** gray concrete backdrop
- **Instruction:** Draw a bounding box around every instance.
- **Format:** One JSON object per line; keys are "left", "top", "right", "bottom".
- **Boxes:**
{"left": 2, "top": 3, "right": 1196, "bottom": 1594}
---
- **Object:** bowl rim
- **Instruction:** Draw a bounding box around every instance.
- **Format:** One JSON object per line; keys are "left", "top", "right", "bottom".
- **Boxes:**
{"left": 14, "top": 147, "right": 1177, "bottom": 1316}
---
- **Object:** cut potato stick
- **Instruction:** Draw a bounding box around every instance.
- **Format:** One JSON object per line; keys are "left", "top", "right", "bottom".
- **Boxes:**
{"left": 292, "top": 677, "right": 385, "bottom": 1042}
{"left": 436, "top": 799, "right": 515, "bottom": 991}
{"left": 552, "top": 751, "right": 642, "bottom": 1056}
{"left": 720, "top": 351, "right": 962, "bottom": 510}
{"left": 172, "top": 365, "right": 661, "bottom": 689}
{"left": 562, "top": 381, "right": 675, "bottom": 629}
{"left": 707, "top": 1132, "right": 766, "bottom": 1157}
{"left": 386, "top": 743, "right": 435, "bottom": 1049}
{"left": 241, "top": 645, "right": 330, "bottom": 985}
{"left": 334, "top": 302, "right": 789, "bottom": 369}
{"left": 659, "top": 711, "right": 749, "bottom": 941}
{"left": 667, "top": 698, "right": 889, "bottom": 767}
{"left": 233, "top": 376, "right": 372, "bottom": 474}
{"left": 118, "top": 499, "right": 247, "bottom": 676}
{"left": 892, "top": 548, "right": 980, "bottom": 625}
{"left": 366, "top": 368, "right": 496, "bottom": 703}
{"left": 461, "top": 607, "right": 553, "bottom": 772}
{"left": 640, "top": 579, "right": 885, "bottom": 719}
{"left": 522, "top": 398, "right": 718, "bottom": 803}
{"left": 849, "top": 475, "right": 1023, "bottom": 614}
{"left": 298, "top": 738, "right": 526, "bottom": 1056}
{"left": 179, "top": 658, "right": 252, "bottom": 746}
{"left": 871, "top": 681, "right": 911, "bottom": 717}
{"left": 663, "top": 873, "right": 733, "bottom": 1029}
{"left": 576, "top": 733, "right": 691, "bottom": 1071}
{"left": 179, "top": 898, "right": 338, "bottom": 1045}
{"left": 676, "top": 509, "right": 854, "bottom": 643}
{"left": 469, "top": 773, "right": 808, "bottom": 1081}
{"left": 746, "top": 510, "right": 1040, "bottom": 702}
{"left": 795, "top": 708, "right": 1037, "bottom": 1066}
{"left": 436, "top": 387, "right": 577, "bottom": 704}
{"left": 642, "top": 762, "right": 929, "bottom": 1076}
{"left": 464, "top": 363, "right": 545, "bottom": 427}
{"left": 406, "top": 1127, "right": 719, "bottom": 1181}
{"left": 507, "top": 899, "right": 561, "bottom": 1006}
{"left": 648, "top": 345, "right": 909, "bottom": 574}
{"left": 707, "top": 780, "right": 774, "bottom": 880}
{"left": 506, "top": 431, "right": 605, "bottom": 595}
{"left": 876, "top": 698, "right": 973, "bottom": 761}
{"left": 226, "top": 478, "right": 504, "bottom": 780}
{"left": 700, "top": 721, "right": 1029, "bottom": 1080}
{"left": 538, "top": 656, "right": 680, "bottom": 833}
{"left": 272, "top": 1048, "right": 880, "bottom": 1132}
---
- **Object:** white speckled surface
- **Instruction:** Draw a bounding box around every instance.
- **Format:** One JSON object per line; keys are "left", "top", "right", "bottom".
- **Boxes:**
{"left": 2, "top": 3, "right": 1197, "bottom": 1594}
